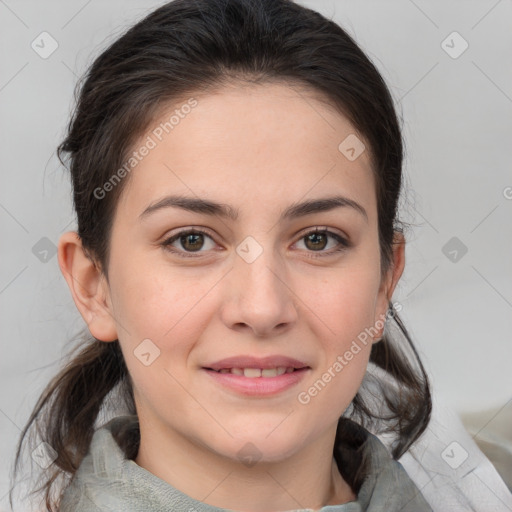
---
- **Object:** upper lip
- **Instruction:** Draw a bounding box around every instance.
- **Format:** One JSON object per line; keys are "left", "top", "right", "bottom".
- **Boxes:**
{"left": 204, "top": 355, "right": 310, "bottom": 371}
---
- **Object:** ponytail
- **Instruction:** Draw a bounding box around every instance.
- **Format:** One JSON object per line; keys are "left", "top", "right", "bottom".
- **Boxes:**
{"left": 10, "top": 331, "right": 134, "bottom": 511}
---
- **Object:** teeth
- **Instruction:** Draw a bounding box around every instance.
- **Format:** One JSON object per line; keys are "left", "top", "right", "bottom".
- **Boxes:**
{"left": 244, "top": 368, "right": 262, "bottom": 378}
{"left": 217, "top": 367, "right": 295, "bottom": 377}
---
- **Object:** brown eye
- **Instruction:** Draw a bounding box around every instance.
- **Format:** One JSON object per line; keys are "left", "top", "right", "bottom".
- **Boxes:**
{"left": 180, "top": 232, "right": 204, "bottom": 251}
{"left": 295, "top": 228, "right": 350, "bottom": 257}
{"left": 304, "top": 231, "right": 329, "bottom": 251}
{"left": 162, "top": 229, "right": 216, "bottom": 257}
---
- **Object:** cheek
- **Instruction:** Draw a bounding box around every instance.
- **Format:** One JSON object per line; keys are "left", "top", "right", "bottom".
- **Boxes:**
{"left": 294, "top": 313, "right": 374, "bottom": 430}
{"left": 294, "top": 260, "right": 381, "bottom": 404}
{"left": 111, "top": 258, "right": 214, "bottom": 340}
{"left": 109, "top": 261, "right": 224, "bottom": 400}
{"left": 112, "top": 266, "right": 220, "bottom": 422}
{"left": 302, "top": 262, "right": 381, "bottom": 347}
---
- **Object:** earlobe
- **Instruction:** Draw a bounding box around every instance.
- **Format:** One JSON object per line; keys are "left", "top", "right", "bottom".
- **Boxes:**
{"left": 373, "top": 231, "right": 406, "bottom": 343}
{"left": 57, "top": 231, "right": 118, "bottom": 342}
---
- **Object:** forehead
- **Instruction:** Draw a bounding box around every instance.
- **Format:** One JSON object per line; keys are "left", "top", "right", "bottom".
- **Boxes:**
{"left": 116, "top": 82, "right": 376, "bottom": 222}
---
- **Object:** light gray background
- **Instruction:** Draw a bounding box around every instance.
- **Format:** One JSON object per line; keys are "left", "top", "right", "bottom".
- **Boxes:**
{"left": 1, "top": 0, "right": 511, "bottom": 509}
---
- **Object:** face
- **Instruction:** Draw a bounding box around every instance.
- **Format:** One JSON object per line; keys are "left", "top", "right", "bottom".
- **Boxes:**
{"left": 75, "top": 83, "right": 402, "bottom": 463}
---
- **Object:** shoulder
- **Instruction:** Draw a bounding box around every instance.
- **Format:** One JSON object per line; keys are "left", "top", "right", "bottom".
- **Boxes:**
{"left": 59, "top": 415, "right": 139, "bottom": 511}
{"left": 334, "top": 419, "right": 433, "bottom": 512}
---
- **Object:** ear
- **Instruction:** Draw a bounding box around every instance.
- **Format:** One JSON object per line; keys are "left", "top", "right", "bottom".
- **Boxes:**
{"left": 57, "top": 231, "right": 118, "bottom": 342}
{"left": 373, "top": 230, "right": 406, "bottom": 342}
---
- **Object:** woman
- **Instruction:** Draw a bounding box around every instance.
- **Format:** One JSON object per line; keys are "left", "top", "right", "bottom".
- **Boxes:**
{"left": 12, "top": 0, "right": 435, "bottom": 510}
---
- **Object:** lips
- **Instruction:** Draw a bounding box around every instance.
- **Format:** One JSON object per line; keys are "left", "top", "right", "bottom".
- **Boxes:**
{"left": 216, "top": 367, "right": 295, "bottom": 377}
{"left": 203, "top": 355, "right": 311, "bottom": 395}
{"left": 203, "top": 355, "right": 310, "bottom": 374}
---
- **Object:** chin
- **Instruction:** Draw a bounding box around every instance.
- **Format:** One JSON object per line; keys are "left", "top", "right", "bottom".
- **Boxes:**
{"left": 211, "top": 426, "right": 307, "bottom": 465}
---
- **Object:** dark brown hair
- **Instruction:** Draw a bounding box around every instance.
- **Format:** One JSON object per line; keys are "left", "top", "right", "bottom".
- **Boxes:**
{"left": 10, "top": 0, "right": 431, "bottom": 509}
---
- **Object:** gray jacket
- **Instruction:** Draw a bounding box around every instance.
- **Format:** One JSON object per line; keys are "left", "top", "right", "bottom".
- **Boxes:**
{"left": 59, "top": 415, "right": 432, "bottom": 512}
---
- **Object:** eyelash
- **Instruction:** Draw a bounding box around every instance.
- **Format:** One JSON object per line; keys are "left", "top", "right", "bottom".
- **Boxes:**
{"left": 161, "top": 227, "right": 350, "bottom": 259}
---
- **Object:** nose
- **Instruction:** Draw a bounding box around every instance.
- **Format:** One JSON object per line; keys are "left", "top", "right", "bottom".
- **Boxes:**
{"left": 219, "top": 244, "right": 298, "bottom": 338}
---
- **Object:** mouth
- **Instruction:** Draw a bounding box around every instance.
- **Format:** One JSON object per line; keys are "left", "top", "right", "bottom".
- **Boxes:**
{"left": 206, "top": 366, "right": 305, "bottom": 377}
{"left": 202, "top": 355, "right": 311, "bottom": 396}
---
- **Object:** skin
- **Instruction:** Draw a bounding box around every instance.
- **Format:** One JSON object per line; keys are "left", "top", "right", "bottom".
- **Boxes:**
{"left": 58, "top": 82, "right": 405, "bottom": 511}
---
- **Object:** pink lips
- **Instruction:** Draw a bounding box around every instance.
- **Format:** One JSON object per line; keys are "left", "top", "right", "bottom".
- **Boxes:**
{"left": 203, "top": 355, "right": 311, "bottom": 396}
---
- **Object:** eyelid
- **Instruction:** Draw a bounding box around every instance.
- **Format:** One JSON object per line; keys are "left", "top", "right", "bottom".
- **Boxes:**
{"left": 294, "top": 225, "right": 349, "bottom": 242}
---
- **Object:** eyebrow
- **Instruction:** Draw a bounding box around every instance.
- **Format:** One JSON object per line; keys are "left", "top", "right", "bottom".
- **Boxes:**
{"left": 139, "top": 194, "right": 368, "bottom": 223}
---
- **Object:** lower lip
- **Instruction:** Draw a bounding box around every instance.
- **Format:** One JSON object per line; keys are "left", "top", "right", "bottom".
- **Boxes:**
{"left": 203, "top": 368, "right": 310, "bottom": 396}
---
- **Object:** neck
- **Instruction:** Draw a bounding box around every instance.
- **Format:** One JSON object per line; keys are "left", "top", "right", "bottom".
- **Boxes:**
{"left": 134, "top": 417, "right": 356, "bottom": 511}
